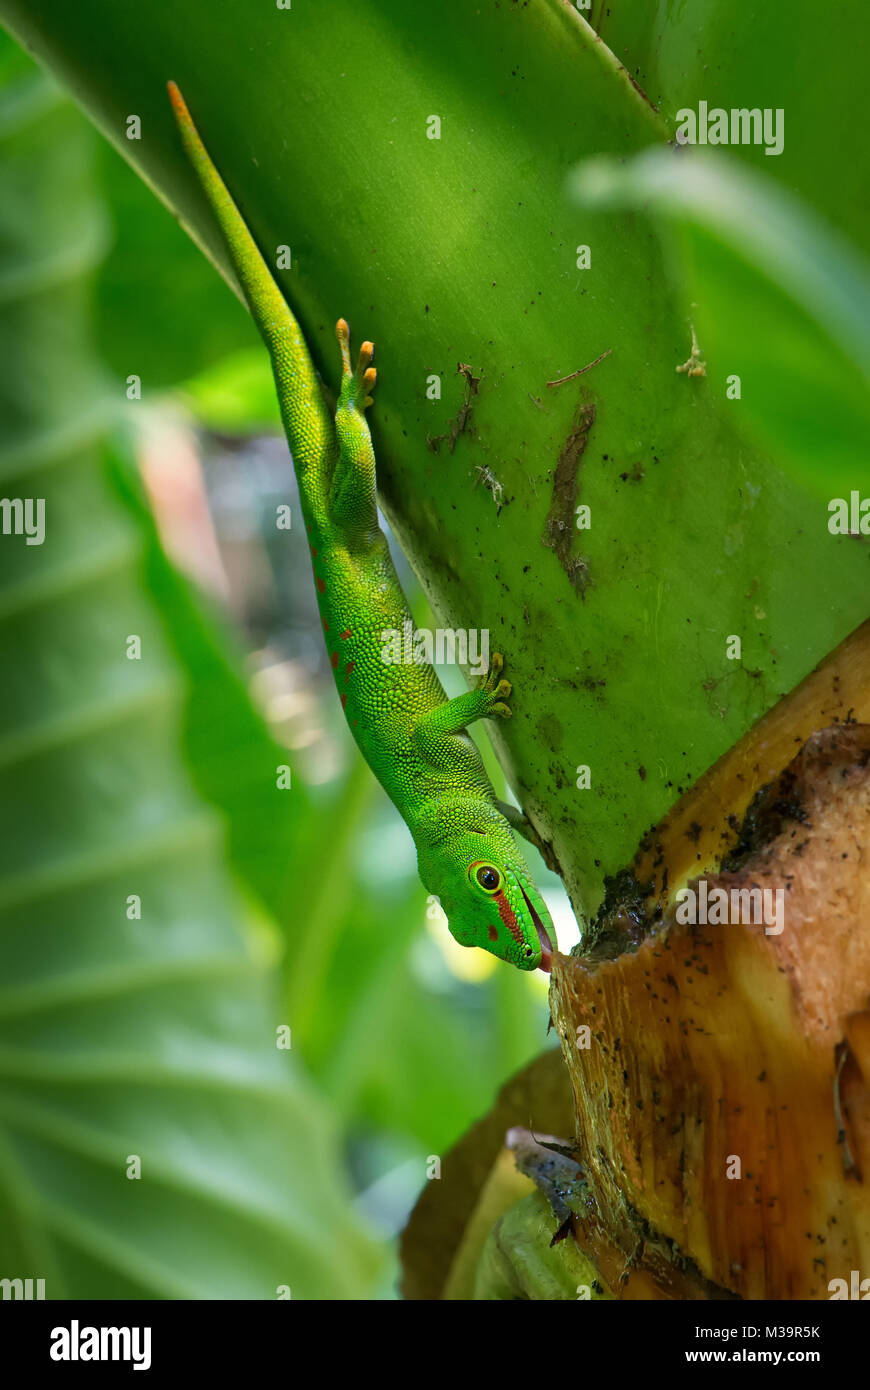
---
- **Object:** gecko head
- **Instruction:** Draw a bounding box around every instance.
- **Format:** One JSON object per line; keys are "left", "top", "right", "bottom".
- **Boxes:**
{"left": 414, "top": 805, "right": 554, "bottom": 972}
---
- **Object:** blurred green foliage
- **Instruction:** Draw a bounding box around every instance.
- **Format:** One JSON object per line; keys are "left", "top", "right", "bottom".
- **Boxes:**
{"left": 571, "top": 149, "right": 870, "bottom": 501}
{"left": 95, "top": 136, "right": 258, "bottom": 389}
{"left": 590, "top": 0, "right": 870, "bottom": 261}
{"left": 0, "top": 43, "right": 385, "bottom": 1299}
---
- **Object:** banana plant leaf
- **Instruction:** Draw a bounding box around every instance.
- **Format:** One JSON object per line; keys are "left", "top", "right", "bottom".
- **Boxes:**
{"left": 1, "top": 0, "right": 866, "bottom": 920}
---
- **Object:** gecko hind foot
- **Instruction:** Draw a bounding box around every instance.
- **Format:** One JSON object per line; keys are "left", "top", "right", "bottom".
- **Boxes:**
{"left": 478, "top": 652, "right": 513, "bottom": 718}
{"left": 336, "top": 318, "right": 376, "bottom": 411}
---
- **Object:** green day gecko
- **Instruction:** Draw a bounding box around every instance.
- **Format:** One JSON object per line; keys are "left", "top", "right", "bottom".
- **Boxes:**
{"left": 168, "top": 82, "right": 554, "bottom": 972}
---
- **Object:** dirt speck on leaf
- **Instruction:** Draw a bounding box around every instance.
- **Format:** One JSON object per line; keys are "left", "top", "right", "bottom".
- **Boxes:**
{"left": 542, "top": 401, "right": 595, "bottom": 596}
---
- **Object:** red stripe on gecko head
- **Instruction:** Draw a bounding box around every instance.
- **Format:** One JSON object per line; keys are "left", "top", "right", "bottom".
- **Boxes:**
{"left": 495, "top": 890, "right": 524, "bottom": 947}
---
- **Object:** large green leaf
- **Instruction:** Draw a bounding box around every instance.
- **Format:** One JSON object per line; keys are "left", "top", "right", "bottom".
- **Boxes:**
{"left": 0, "top": 46, "right": 380, "bottom": 1300}
{"left": 1, "top": 0, "right": 866, "bottom": 931}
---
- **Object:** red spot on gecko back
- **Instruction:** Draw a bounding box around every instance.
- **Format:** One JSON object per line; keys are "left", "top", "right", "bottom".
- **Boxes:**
{"left": 345, "top": 661, "right": 355, "bottom": 678}
{"left": 322, "top": 617, "right": 329, "bottom": 631}
{"left": 316, "top": 577, "right": 326, "bottom": 594}
{"left": 311, "top": 546, "right": 318, "bottom": 558}
{"left": 331, "top": 652, "right": 339, "bottom": 669}
{"left": 340, "top": 628, "right": 352, "bottom": 640}
{"left": 341, "top": 694, "right": 347, "bottom": 709}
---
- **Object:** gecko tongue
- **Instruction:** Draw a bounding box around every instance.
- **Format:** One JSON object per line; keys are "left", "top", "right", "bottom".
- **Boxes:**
{"left": 519, "top": 884, "right": 554, "bottom": 973}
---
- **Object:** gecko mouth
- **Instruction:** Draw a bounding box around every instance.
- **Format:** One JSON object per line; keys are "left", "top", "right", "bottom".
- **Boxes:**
{"left": 519, "top": 884, "right": 553, "bottom": 973}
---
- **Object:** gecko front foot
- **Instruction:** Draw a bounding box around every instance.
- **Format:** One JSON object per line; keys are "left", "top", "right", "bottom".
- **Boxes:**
{"left": 336, "top": 318, "right": 376, "bottom": 413}
{"left": 478, "top": 652, "right": 512, "bottom": 719}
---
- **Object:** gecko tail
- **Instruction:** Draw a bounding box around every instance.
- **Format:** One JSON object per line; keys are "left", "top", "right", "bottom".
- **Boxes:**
{"left": 167, "top": 80, "right": 292, "bottom": 343}
{"left": 166, "top": 81, "right": 335, "bottom": 506}
{"left": 166, "top": 79, "right": 190, "bottom": 125}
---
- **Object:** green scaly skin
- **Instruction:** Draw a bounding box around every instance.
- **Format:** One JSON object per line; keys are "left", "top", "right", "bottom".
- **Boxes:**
{"left": 168, "top": 83, "right": 554, "bottom": 971}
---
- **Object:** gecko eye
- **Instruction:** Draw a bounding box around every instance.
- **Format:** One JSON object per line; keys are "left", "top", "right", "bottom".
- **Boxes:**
{"left": 524, "top": 945, "right": 534, "bottom": 957}
{"left": 473, "top": 863, "right": 501, "bottom": 893}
